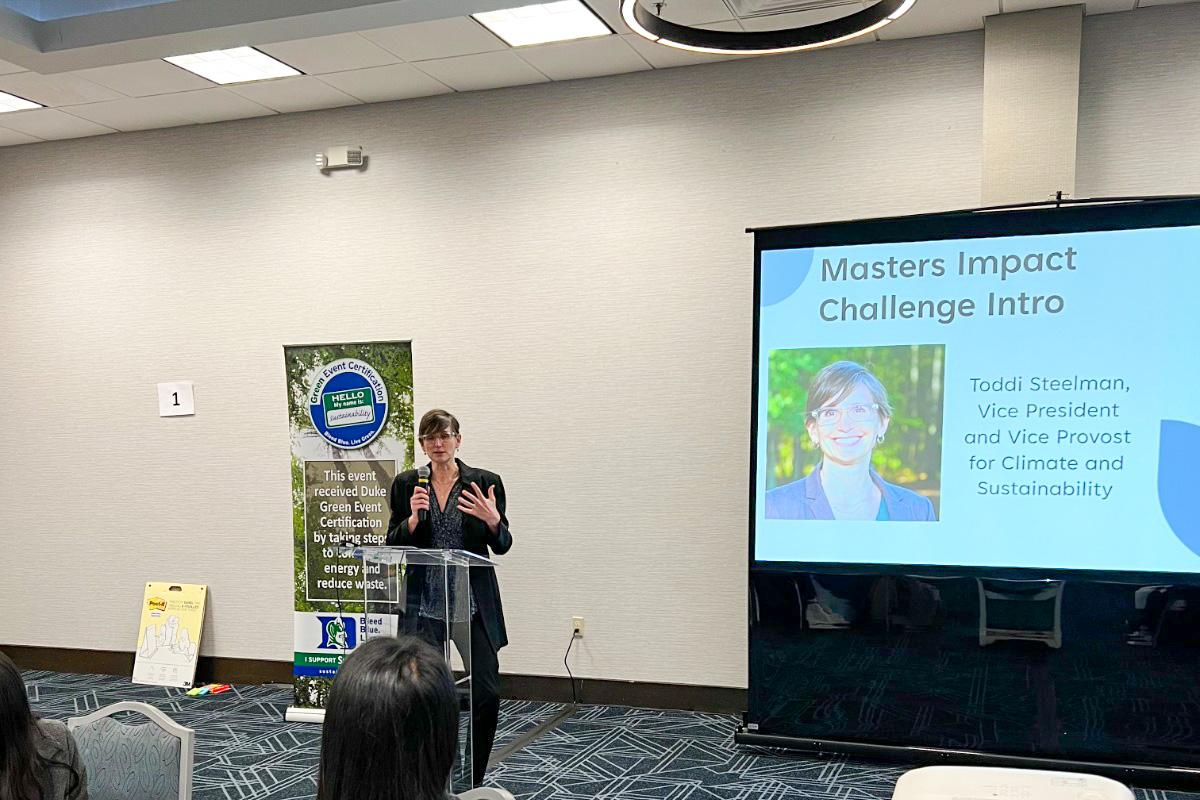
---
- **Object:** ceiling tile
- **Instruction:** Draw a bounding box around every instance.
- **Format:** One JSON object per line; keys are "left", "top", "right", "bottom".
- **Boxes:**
{"left": 64, "top": 96, "right": 197, "bottom": 131}
{"left": 361, "top": 17, "right": 507, "bottom": 62}
{"left": 415, "top": 51, "right": 550, "bottom": 92}
{"left": 69, "top": 59, "right": 215, "bottom": 97}
{"left": 620, "top": 21, "right": 748, "bottom": 68}
{"left": 316, "top": 64, "right": 452, "bottom": 103}
{"left": 0, "top": 71, "right": 123, "bottom": 106}
{"left": 517, "top": 35, "right": 651, "bottom": 81}
{"left": 738, "top": 6, "right": 863, "bottom": 31}
{"left": 136, "top": 88, "right": 276, "bottom": 124}
{"left": 0, "top": 57, "right": 26, "bottom": 76}
{"left": 588, "top": 0, "right": 633, "bottom": 35}
{"left": 880, "top": 0, "right": 999, "bottom": 39}
{"left": 0, "top": 108, "right": 116, "bottom": 139}
{"left": 592, "top": 0, "right": 757, "bottom": 34}
{"left": 658, "top": 0, "right": 736, "bottom": 24}
{"left": 259, "top": 32, "right": 402, "bottom": 75}
{"left": 226, "top": 75, "right": 362, "bottom": 113}
{"left": 0, "top": 125, "right": 41, "bottom": 146}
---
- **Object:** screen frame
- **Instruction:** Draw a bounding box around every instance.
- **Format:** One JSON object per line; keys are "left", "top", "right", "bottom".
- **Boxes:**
{"left": 748, "top": 196, "right": 1200, "bottom": 579}
{"left": 745, "top": 198, "right": 1200, "bottom": 786}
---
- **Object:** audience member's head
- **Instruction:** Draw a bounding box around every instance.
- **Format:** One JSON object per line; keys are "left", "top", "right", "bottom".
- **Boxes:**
{"left": 317, "top": 636, "right": 459, "bottom": 800}
{"left": 0, "top": 650, "right": 84, "bottom": 800}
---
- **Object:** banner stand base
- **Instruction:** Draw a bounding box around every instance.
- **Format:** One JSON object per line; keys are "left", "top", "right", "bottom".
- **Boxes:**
{"left": 285, "top": 706, "right": 326, "bottom": 724}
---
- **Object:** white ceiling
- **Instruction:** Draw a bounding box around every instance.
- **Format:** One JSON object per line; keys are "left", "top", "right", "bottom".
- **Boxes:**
{"left": 0, "top": 0, "right": 1194, "bottom": 148}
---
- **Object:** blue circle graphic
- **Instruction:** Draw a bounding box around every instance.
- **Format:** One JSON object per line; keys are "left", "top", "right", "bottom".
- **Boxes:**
{"left": 761, "top": 248, "right": 814, "bottom": 307}
{"left": 308, "top": 360, "right": 389, "bottom": 449}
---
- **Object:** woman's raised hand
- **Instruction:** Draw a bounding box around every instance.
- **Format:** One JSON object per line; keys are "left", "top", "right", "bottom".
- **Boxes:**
{"left": 459, "top": 482, "right": 501, "bottom": 531}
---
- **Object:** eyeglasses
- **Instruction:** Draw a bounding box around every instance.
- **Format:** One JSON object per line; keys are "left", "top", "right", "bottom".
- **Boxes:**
{"left": 809, "top": 403, "right": 880, "bottom": 427}
{"left": 419, "top": 432, "right": 458, "bottom": 444}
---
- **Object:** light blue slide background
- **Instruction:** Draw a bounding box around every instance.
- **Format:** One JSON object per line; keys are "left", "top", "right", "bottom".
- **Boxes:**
{"left": 755, "top": 226, "right": 1200, "bottom": 572}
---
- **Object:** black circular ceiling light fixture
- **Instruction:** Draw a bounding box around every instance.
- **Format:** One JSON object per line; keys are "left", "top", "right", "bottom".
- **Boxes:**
{"left": 621, "top": 0, "right": 918, "bottom": 55}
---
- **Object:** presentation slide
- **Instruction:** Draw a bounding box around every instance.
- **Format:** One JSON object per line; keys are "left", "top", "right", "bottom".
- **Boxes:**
{"left": 755, "top": 224, "right": 1200, "bottom": 572}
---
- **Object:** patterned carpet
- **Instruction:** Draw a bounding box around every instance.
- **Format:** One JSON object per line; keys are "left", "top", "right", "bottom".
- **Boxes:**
{"left": 22, "top": 670, "right": 1200, "bottom": 800}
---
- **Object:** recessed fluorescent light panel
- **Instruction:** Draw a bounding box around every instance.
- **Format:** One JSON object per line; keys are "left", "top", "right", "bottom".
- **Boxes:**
{"left": 474, "top": 0, "right": 611, "bottom": 47}
{"left": 164, "top": 46, "right": 300, "bottom": 85}
{"left": 0, "top": 90, "right": 41, "bottom": 113}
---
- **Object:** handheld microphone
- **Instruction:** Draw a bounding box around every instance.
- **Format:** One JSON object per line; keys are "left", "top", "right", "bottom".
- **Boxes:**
{"left": 417, "top": 465, "right": 430, "bottom": 523}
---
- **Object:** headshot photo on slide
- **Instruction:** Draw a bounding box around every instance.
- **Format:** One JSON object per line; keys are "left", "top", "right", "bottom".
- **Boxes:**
{"left": 765, "top": 347, "right": 944, "bottom": 521}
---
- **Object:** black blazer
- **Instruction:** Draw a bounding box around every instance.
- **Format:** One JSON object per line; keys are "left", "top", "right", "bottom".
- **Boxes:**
{"left": 386, "top": 459, "right": 512, "bottom": 650}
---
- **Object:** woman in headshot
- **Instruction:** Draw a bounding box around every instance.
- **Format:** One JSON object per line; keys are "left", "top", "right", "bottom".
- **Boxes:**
{"left": 387, "top": 409, "right": 512, "bottom": 786}
{"left": 765, "top": 360, "right": 936, "bottom": 521}
{"left": 0, "top": 651, "right": 88, "bottom": 800}
{"left": 317, "top": 636, "right": 457, "bottom": 800}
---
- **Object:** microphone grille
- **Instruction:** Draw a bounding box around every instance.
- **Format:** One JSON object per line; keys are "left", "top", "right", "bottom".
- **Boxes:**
{"left": 417, "top": 465, "right": 430, "bottom": 479}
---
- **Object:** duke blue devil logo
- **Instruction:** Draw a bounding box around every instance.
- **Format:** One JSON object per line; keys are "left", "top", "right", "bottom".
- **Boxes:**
{"left": 317, "top": 616, "right": 356, "bottom": 650}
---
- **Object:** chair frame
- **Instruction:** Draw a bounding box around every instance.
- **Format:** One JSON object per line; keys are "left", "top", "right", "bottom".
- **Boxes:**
{"left": 977, "top": 578, "right": 1064, "bottom": 649}
{"left": 67, "top": 700, "right": 194, "bottom": 800}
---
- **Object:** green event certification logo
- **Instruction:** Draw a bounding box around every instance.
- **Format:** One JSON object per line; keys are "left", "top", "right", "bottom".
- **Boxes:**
{"left": 308, "top": 358, "right": 389, "bottom": 449}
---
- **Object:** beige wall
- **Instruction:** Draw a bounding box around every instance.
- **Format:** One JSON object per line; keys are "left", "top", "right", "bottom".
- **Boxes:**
{"left": 1077, "top": 5, "right": 1200, "bottom": 197}
{"left": 981, "top": 5, "right": 1083, "bottom": 205}
{"left": 1, "top": 4, "right": 1196, "bottom": 689}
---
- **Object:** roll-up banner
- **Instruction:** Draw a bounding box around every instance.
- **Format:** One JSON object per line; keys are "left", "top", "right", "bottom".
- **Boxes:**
{"left": 283, "top": 342, "right": 414, "bottom": 720}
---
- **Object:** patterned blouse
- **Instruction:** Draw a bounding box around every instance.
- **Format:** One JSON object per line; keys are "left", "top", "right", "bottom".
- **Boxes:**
{"left": 421, "top": 480, "right": 475, "bottom": 619}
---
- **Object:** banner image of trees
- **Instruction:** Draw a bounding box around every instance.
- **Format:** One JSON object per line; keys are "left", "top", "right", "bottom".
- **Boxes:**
{"left": 767, "top": 344, "right": 944, "bottom": 514}
{"left": 286, "top": 342, "right": 414, "bottom": 614}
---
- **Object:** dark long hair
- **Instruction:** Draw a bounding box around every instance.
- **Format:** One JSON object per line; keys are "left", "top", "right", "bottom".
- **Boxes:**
{"left": 0, "top": 650, "right": 52, "bottom": 800}
{"left": 317, "top": 636, "right": 458, "bottom": 800}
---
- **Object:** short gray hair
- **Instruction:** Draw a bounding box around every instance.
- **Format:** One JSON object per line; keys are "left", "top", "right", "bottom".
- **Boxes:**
{"left": 418, "top": 409, "right": 460, "bottom": 439}
{"left": 804, "top": 361, "right": 893, "bottom": 420}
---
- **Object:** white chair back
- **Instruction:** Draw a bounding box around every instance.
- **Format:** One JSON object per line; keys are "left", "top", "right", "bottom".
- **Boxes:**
{"left": 460, "top": 787, "right": 517, "bottom": 800}
{"left": 893, "top": 766, "right": 1133, "bottom": 800}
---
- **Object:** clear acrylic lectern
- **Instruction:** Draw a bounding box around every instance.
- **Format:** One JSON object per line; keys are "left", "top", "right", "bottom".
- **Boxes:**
{"left": 347, "top": 546, "right": 495, "bottom": 792}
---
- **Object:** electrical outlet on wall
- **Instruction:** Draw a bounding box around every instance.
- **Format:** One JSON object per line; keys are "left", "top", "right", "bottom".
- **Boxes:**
{"left": 571, "top": 616, "right": 585, "bottom": 637}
